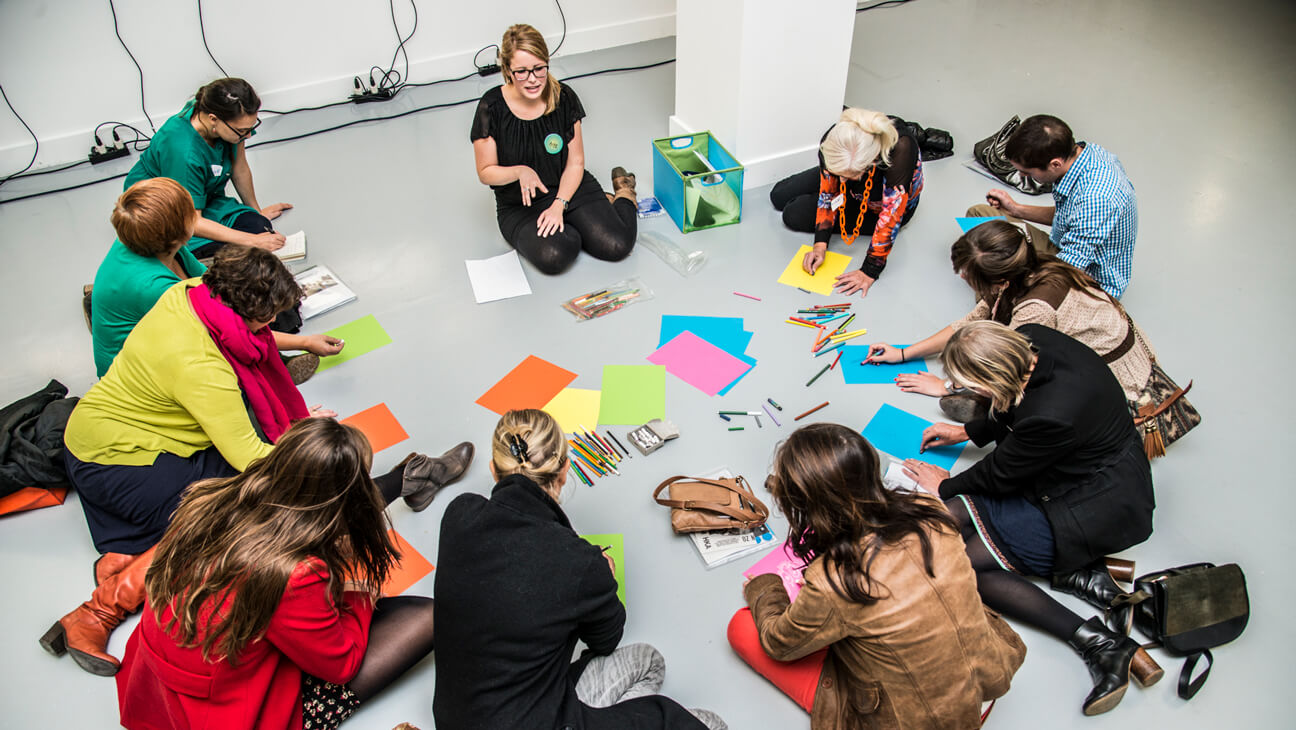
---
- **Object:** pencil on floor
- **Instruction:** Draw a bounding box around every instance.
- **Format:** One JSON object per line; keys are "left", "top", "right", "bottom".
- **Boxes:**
{"left": 795, "top": 402, "right": 830, "bottom": 421}
{"left": 806, "top": 363, "right": 831, "bottom": 386}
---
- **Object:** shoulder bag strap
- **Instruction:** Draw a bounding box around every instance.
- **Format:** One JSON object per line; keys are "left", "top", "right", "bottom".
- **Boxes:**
{"left": 1177, "top": 649, "right": 1212, "bottom": 700}
{"left": 651, "top": 476, "right": 769, "bottom": 525}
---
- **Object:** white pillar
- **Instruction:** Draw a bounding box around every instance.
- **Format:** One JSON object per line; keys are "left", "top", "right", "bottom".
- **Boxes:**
{"left": 671, "top": 0, "right": 857, "bottom": 190}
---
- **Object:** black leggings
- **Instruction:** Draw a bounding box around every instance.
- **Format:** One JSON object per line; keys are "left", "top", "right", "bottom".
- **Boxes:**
{"left": 945, "top": 497, "right": 1084, "bottom": 642}
{"left": 497, "top": 175, "right": 636, "bottom": 275}
{"left": 769, "top": 165, "right": 918, "bottom": 236}
{"left": 347, "top": 465, "right": 437, "bottom": 704}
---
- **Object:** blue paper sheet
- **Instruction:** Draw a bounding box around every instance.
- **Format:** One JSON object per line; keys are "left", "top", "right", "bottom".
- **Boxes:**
{"left": 840, "top": 345, "right": 928, "bottom": 384}
{"left": 955, "top": 216, "right": 1005, "bottom": 233}
{"left": 861, "top": 404, "right": 965, "bottom": 471}
{"left": 658, "top": 315, "right": 756, "bottom": 395}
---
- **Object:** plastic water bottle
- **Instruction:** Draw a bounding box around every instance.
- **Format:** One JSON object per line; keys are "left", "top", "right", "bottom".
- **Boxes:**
{"left": 637, "top": 231, "right": 707, "bottom": 277}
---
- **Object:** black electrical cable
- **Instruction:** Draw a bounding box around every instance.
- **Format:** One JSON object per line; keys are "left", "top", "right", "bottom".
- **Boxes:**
{"left": 381, "top": 0, "right": 418, "bottom": 92}
{"left": 551, "top": 0, "right": 567, "bottom": 55}
{"left": 0, "top": 84, "right": 39, "bottom": 186}
{"left": 108, "top": 0, "right": 156, "bottom": 132}
{"left": 856, "top": 0, "right": 914, "bottom": 12}
{"left": 1, "top": 57, "right": 675, "bottom": 204}
{"left": 473, "top": 44, "right": 499, "bottom": 69}
{"left": 197, "top": 0, "right": 230, "bottom": 76}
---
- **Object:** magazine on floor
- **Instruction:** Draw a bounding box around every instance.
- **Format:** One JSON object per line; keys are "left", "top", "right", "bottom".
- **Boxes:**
{"left": 295, "top": 265, "right": 356, "bottom": 320}
{"left": 684, "top": 466, "right": 778, "bottom": 568}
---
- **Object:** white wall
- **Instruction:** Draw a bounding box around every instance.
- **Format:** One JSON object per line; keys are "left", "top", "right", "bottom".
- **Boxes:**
{"left": 671, "top": 0, "right": 856, "bottom": 188}
{"left": 0, "top": 0, "right": 675, "bottom": 172}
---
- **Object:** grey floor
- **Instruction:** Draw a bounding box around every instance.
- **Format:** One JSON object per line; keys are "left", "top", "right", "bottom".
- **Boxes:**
{"left": 1, "top": 1, "right": 1293, "bottom": 727}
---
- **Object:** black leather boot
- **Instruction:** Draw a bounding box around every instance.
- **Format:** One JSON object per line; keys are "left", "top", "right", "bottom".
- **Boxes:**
{"left": 1051, "top": 562, "right": 1133, "bottom": 633}
{"left": 401, "top": 442, "right": 475, "bottom": 512}
{"left": 1067, "top": 617, "right": 1163, "bottom": 716}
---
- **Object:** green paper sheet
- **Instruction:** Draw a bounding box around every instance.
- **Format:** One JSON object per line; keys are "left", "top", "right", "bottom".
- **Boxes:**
{"left": 317, "top": 314, "right": 393, "bottom": 372}
{"left": 598, "top": 365, "right": 666, "bottom": 425}
{"left": 581, "top": 533, "right": 625, "bottom": 605}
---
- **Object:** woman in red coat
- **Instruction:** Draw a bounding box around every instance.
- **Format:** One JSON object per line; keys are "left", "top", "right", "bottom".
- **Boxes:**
{"left": 115, "top": 418, "right": 439, "bottom": 730}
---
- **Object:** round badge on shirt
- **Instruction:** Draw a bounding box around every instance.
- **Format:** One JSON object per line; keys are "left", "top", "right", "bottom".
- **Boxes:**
{"left": 544, "top": 133, "right": 564, "bottom": 155}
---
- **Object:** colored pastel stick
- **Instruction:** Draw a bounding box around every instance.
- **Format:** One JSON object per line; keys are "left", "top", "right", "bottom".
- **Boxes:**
{"left": 806, "top": 363, "right": 831, "bottom": 386}
{"left": 733, "top": 291, "right": 762, "bottom": 301}
{"left": 719, "top": 414, "right": 732, "bottom": 422}
{"left": 762, "top": 404, "right": 782, "bottom": 426}
{"left": 795, "top": 401, "right": 830, "bottom": 421}
{"left": 767, "top": 398, "right": 782, "bottom": 410}
{"left": 719, "top": 411, "right": 748, "bottom": 415}
{"left": 728, "top": 427, "right": 745, "bottom": 431}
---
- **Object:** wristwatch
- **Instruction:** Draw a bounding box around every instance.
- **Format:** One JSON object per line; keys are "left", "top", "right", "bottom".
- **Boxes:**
{"left": 944, "top": 380, "right": 956, "bottom": 394}
{"left": 556, "top": 196, "right": 570, "bottom": 210}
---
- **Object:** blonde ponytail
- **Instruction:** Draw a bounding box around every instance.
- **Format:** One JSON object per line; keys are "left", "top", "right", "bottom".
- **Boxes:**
{"left": 490, "top": 409, "right": 568, "bottom": 488}
{"left": 820, "top": 108, "right": 898, "bottom": 177}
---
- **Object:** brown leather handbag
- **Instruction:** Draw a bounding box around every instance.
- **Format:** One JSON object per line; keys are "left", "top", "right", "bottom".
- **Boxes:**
{"left": 652, "top": 475, "right": 769, "bottom": 534}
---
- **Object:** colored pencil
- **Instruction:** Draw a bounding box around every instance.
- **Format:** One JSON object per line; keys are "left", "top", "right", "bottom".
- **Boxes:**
{"left": 828, "top": 330, "right": 868, "bottom": 343}
{"left": 590, "top": 429, "right": 619, "bottom": 462}
{"left": 830, "top": 350, "right": 843, "bottom": 370}
{"left": 806, "top": 363, "right": 831, "bottom": 386}
{"left": 762, "top": 404, "right": 782, "bottom": 426}
{"left": 786, "top": 319, "right": 818, "bottom": 329}
{"left": 571, "top": 448, "right": 606, "bottom": 476}
{"left": 795, "top": 402, "right": 830, "bottom": 421}
{"left": 831, "top": 313, "right": 856, "bottom": 335}
{"left": 728, "top": 427, "right": 745, "bottom": 431}
{"left": 570, "top": 461, "right": 592, "bottom": 486}
{"left": 788, "top": 317, "right": 820, "bottom": 326}
{"left": 733, "top": 291, "right": 761, "bottom": 301}
{"left": 767, "top": 398, "right": 782, "bottom": 410}
{"left": 815, "top": 342, "right": 846, "bottom": 357}
{"left": 719, "top": 411, "right": 749, "bottom": 415}
{"left": 607, "top": 431, "right": 632, "bottom": 458}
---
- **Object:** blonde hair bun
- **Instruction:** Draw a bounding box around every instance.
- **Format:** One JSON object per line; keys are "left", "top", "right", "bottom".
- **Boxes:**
{"left": 491, "top": 409, "right": 567, "bottom": 488}
{"left": 820, "top": 108, "right": 898, "bottom": 178}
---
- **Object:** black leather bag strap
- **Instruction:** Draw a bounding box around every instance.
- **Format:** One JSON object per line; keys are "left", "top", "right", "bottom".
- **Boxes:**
{"left": 1178, "top": 649, "right": 1213, "bottom": 700}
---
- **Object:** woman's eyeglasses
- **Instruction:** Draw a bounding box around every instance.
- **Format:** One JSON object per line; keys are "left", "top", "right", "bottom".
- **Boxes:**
{"left": 219, "top": 117, "right": 261, "bottom": 139}
{"left": 510, "top": 65, "right": 549, "bottom": 81}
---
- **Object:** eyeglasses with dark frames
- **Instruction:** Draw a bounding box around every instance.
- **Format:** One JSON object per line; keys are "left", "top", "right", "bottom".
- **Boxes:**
{"left": 218, "top": 116, "right": 261, "bottom": 139}
{"left": 510, "top": 65, "right": 549, "bottom": 81}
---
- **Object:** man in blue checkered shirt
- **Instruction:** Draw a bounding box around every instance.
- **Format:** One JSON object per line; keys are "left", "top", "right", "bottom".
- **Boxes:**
{"left": 978, "top": 115, "right": 1138, "bottom": 299}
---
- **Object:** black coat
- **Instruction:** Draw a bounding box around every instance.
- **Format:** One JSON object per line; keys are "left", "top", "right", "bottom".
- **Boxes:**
{"left": 1, "top": 379, "right": 78, "bottom": 497}
{"left": 433, "top": 474, "right": 706, "bottom": 730}
{"left": 938, "top": 325, "right": 1155, "bottom": 574}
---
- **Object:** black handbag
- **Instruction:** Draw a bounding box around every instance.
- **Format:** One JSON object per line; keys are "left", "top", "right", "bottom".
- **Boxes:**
{"left": 1129, "top": 563, "right": 1249, "bottom": 699}
{"left": 972, "top": 116, "right": 1054, "bottom": 195}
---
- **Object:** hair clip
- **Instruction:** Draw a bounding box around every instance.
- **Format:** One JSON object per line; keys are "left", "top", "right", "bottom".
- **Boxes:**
{"left": 508, "top": 434, "right": 529, "bottom": 461}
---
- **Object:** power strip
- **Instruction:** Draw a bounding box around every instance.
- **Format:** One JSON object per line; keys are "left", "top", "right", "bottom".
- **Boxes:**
{"left": 89, "top": 147, "right": 130, "bottom": 164}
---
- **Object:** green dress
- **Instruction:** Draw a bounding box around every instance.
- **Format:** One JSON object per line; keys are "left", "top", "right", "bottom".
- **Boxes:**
{"left": 90, "top": 240, "right": 207, "bottom": 377}
{"left": 123, "top": 99, "right": 256, "bottom": 252}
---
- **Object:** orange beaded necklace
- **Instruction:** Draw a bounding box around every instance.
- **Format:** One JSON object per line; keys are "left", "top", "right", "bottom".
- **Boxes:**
{"left": 837, "top": 166, "right": 875, "bottom": 246}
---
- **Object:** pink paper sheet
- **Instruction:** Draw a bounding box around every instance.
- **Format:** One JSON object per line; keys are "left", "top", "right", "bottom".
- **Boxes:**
{"left": 646, "top": 331, "right": 753, "bottom": 396}
{"left": 744, "top": 540, "right": 809, "bottom": 602}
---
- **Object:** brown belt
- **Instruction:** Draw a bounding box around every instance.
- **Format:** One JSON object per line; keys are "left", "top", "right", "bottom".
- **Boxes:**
{"left": 1102, "top": 324, "right": 1138, "bottom": 364}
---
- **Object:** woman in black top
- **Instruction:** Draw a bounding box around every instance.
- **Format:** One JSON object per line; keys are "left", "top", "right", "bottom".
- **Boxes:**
{"left": 903, "top": 322, "right": 1161, "bottom": 716}
{"left": 769, "top": 109, "right": 923, "bottom": 297}
{"left": 471, "top": 24, "right": 637, "bottom": 274}
{"left": 433, "top": 409, "right": 724, "bottom": 730}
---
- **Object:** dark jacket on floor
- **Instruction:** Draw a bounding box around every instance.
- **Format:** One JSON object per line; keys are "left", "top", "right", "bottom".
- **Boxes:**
{"left": 938, "top": 324, "right": 1155, "bottom": 574}
{"left": 0, "top": 379, "right": 77, "bottom": 497}
{"left": 433, "top": 474, "right": 705, "bottom": 730}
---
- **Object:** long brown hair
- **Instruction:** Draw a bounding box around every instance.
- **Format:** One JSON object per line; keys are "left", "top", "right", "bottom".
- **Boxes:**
{"left": 145, "top": 418, "right": 398, "bottom": 662}
{"left": 766, "top": 424, "right": 957, "bottom": 604}
{"left": 950, "top": 219, "right": 1109, "bottom": 324}
{"left": 500, "top": 24, "right": 561, "bottom": 115}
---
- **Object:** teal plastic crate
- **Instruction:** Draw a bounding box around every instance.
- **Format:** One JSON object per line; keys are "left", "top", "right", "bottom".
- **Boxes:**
{"left": 651, "top": 132, "right": 743, "bottom": 233}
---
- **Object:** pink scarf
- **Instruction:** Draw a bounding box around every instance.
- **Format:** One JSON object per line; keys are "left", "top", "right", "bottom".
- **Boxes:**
{"left": 187, "top": 283, "right": 308, "bottom": 442}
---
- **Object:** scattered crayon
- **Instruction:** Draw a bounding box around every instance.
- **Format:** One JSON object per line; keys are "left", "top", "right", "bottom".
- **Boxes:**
{"left": 767, "top": 398, "right": 782, "bottom": 410}
{"left": 806, "top": 363, "right": 831, "bottom": 386}
{"left": 728, "top": 426, "right": 745, "bottom": 431}
{"left": 762, "top": 404, "right": 782, "bottom": 426}
{"left": 733, "top": 291, "right": 762, "bottom": 301}
{"left": 795, "top": 402, "right": 830, "bottom": 421}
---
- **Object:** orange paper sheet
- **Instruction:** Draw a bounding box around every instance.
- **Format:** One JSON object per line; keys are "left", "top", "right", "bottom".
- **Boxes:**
{"left": 341, "top": 403, "right": 409, "bottom": 453}
{"left": 475, "top": 355, "right": 577, "bottom": 414}
{"left": 0, "top": 486, "right": 68, "bottom": 517}
{"left": 381, "top": 529, "right": 435, "bottom": 597}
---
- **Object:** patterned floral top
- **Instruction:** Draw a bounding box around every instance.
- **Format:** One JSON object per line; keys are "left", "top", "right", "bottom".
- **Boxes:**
{"left": 814, "top": 125, "right": 924, "bottom": 278}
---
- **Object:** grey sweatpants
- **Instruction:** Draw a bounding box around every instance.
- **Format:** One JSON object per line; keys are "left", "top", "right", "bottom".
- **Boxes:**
{"left": 575, "top": 643, "right": 728, "bottom": 729}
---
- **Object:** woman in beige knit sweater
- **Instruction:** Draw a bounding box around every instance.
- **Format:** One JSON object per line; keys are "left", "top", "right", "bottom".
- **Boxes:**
{"left": 867, "top": 220, "right": 1153, "bottom": 420}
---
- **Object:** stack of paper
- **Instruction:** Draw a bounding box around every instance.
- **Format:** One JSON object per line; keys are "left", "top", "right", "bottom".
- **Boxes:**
{"left": 649, "top": 315, "right": 756, "bottom": 396}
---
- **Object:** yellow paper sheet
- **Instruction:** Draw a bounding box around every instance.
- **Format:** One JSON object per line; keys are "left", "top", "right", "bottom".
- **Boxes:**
{"left": 542, "top": 388, "right": 602, "bottom": 434}
{"left": 776, "top": 245, "right": 854, "bottom": 296}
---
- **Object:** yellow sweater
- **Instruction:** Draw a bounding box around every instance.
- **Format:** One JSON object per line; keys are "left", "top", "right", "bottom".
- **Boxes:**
{"left": 66, "top": 280, "right": 272, "bottom": 470}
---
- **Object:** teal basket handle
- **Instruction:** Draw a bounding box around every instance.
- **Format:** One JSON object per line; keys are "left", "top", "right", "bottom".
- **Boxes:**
{"left": 699, "top": 173, "right": 725, "bottom": 186}
{"left": 670, "top": 136, "right": 695, "bottom": 149}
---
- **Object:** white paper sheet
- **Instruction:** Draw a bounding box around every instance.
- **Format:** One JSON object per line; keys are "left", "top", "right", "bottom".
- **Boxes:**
{"left": 465, "top": 250, "right": 532, "bottom": 304}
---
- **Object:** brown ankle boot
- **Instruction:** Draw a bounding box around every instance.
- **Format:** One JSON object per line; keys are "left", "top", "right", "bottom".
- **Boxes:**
{"left": 93, "top": 552, "right": 138, "bottom": 587}
{"left": 401, "top": 442, "right": 475, "bottom": 512}
{"left": 41, "top": 547, "right": 155, "bottom": 676}
{"left": 610, "top": 166, "right": 637, "bottom": 204}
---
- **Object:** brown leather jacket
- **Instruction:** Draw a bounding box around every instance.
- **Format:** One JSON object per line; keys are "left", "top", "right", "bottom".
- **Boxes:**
{"left": 744, "top": 516, "right": 1026, "bottom": 729}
